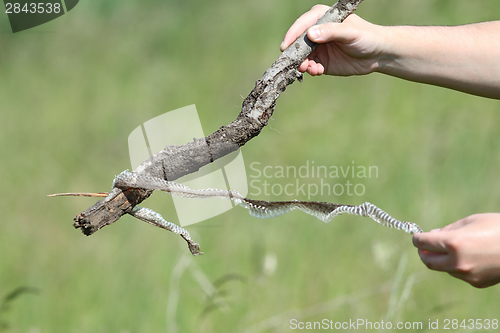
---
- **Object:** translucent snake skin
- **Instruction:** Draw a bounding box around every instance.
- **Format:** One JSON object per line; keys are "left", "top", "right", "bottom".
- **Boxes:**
{"left": 113, "top": 170, "right": 423, "bottom": 256}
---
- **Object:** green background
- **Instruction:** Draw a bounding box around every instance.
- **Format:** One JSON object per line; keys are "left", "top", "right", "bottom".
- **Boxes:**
{"left": 0, "top": 0, "right": 499, "bottom": 332}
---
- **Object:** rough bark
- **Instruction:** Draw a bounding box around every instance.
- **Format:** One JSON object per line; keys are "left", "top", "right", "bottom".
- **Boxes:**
{"left": 73, "top": 0, "right": 364, "bottom": 235}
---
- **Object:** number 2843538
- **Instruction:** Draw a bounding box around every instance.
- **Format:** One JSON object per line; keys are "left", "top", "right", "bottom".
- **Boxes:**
{"left": 5, "top": 3, "right": 62, "bottom": 14}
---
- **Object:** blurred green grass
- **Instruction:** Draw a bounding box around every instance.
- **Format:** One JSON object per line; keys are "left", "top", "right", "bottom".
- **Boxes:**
{"left": 0, "top": 0, "right": 499, "bottom": 332}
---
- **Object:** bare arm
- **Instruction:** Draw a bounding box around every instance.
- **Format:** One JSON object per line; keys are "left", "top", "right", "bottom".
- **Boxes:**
{"left": 380, "top": 22, "right": 500, "bottom": 99}
{"left": 281, "top": 5, "right": 500, "bottom": 99}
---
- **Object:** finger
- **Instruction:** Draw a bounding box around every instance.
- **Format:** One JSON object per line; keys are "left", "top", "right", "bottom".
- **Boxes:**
{"left": 298, "top": 59, "right": 309, "bottom": 73}
{"left": 280, "top": 5, "right": 330, "bottom": 51}
{"left": 417, "top": 249, "right": 451, "bottom": 271}
{"left": 306, "top": 58, "right": 325, "bottom": 76}
{"left": 412, "top": 231, "right": 450, "bottom": 253}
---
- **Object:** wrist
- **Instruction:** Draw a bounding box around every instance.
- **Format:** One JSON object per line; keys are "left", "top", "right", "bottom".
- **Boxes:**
{"left": 373, "top": 25, "right": 405, "bottom": 75}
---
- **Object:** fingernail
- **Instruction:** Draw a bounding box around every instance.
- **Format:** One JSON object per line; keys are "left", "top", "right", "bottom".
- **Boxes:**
{"left": 280, "top": 41, "right": 285, "bottom": 50}
{"left": 308, "top": 26, "right": 321, "bottom": 40}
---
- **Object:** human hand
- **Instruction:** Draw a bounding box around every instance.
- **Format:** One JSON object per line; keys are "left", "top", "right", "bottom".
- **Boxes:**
{"left": 412, "top": 213, "right": 500, "bottom": 288}
{"left": 280, "top": 5, "right": 384, "bottom": 76}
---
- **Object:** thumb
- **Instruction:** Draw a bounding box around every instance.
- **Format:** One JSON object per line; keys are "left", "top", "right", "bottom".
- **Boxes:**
{"left": 307, "top": 22, "right": 354, "bottom": 44}
{"left": 412, "top": 230, "right": 450, "bottom": 253}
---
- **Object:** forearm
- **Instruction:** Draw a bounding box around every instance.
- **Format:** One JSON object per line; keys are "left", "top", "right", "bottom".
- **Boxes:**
{"left": 377, "top": 21, "right": 500, "bottom": 99}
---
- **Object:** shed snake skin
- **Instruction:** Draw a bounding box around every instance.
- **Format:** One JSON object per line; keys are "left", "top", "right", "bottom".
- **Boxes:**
{"left": 113, "top": 170, "right": 423, "bottom": 256}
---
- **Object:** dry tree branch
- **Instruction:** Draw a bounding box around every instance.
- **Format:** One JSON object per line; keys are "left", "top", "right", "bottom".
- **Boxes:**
{"left": 71, "top": 0, "right": 364, "bottom": 236}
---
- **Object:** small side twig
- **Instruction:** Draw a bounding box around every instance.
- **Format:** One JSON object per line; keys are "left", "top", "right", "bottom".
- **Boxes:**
{"left": 48, "top": 192, "right": 109, "bottom": 198}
